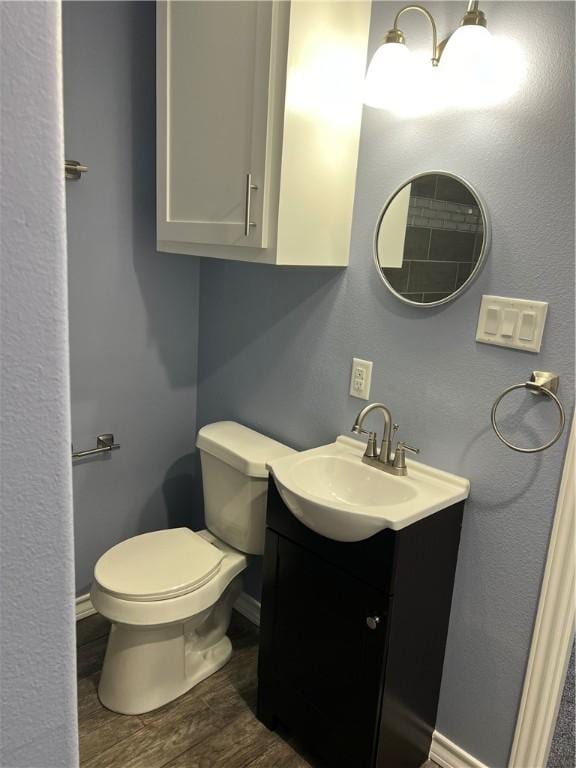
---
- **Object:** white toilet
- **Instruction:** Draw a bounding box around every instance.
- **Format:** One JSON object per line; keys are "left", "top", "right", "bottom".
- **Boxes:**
{"left": 91, "top": 421, "right": 293, "bottom": 715}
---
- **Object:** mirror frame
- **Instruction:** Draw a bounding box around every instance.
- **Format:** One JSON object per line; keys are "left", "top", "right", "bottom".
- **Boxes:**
{"left": 373, "top": 171, "right": 491, "bottom": 308}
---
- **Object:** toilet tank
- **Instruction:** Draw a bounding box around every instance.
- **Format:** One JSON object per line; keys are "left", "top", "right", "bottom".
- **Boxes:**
{"left": 196, "top": 422, "right": 294, "bottom": 555}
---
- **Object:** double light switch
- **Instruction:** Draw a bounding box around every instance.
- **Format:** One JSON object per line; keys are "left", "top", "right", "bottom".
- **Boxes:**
{"left": 476, "top": 295, "right": 548, "bottom": 352}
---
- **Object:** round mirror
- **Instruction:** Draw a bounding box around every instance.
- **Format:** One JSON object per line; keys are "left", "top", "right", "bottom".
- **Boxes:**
{"left": 374, "top": 172, "right": 490, "bottom": 307}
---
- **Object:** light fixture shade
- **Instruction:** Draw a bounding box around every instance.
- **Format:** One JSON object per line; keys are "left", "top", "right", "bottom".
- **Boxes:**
{"left": 363, "top": 42, "right": 412, "bottom": 109}
{"left": 440, "top": 25, "right": 499, "bottom": 107}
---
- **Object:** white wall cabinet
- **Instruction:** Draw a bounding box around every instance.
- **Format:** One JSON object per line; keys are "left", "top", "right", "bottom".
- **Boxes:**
{"left": 157, "top": 1, "right": 371, "bottom": 266}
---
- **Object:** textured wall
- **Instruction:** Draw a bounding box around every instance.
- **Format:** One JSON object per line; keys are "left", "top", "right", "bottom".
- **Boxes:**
{"left": 0, "top": 2, "right": 78, "bottom": 766}
{"left": 197, "top": 2, "right": 575, "bottom": 765}
{"left": 63, "top": 1, "right": 202, "bottom": 595}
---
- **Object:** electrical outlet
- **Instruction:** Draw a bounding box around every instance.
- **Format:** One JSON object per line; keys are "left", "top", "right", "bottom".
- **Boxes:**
{"left": 350, "top": 358, "right": 373, "bottom": 400}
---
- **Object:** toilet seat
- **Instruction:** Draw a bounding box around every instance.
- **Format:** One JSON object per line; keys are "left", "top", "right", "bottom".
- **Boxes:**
{"left": 94, "top": 528, "right": 224, "bottom": 602}
{"left": 91, "top": 529, "right": 247, "bottom": 626}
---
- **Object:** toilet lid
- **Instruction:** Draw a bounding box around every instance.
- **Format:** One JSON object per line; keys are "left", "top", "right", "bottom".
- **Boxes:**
{"left": 94, "top": 529, "right": 224, "bottom": 601}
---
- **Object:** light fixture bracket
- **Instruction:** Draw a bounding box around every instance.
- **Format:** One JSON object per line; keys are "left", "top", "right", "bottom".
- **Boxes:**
{"left": 382, "top": 1, "right": 488, "bottom": 68}
{"left": 384, "top": 28, "right": 406, "bottom": 45}
{"left": 392, "top": 5, "right": 440, "bottom": 66}
{"left": 460, "top": 8, "right": 487, "bottom": 28}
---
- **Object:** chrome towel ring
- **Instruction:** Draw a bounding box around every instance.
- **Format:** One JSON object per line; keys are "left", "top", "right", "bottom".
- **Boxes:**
{"left": 491, "top": 371, "right": 566, "bottom": 453}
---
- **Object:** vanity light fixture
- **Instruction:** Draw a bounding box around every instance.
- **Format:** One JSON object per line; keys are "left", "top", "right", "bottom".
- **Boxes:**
{"left": 364, "top": 1, "right": 503, "bottom": 114}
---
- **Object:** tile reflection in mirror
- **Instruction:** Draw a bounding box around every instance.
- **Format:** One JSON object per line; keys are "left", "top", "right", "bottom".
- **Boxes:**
{"left": 375, "top": 172, "right": 490, "bottom": 307}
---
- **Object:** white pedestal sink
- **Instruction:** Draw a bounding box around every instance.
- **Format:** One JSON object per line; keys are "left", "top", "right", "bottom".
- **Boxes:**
{"left": 267, "top": 435, "right": 470, "bottom": 542}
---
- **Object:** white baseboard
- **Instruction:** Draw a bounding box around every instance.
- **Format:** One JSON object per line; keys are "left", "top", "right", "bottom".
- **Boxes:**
{"left": 76, "top": 593, "right": 96, "bottom": 621}
{"left": 430, "top": 732, "right": 488, "bottom": 768}
{"left": 234, "top": 591, "right": 261, "bottom": 626}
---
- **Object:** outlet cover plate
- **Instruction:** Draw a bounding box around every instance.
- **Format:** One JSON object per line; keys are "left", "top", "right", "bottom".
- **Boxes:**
{"left": 476, "top": 295, "right": 548, "bottom": 353}
{"left": 350, "top": 358, "right": 373, "bottom": 400}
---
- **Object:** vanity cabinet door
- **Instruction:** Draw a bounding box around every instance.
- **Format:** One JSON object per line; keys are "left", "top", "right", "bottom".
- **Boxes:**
{"left": 157, "top": 1, "right": 273, "bottom": 249}
{"left": 259, "top": 534, "right": 389, "bottom": 768}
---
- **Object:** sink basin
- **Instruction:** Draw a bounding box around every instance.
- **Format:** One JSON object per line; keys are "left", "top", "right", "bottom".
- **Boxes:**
{"left": 267, "top": 436, "right": 470, "bottom": 542}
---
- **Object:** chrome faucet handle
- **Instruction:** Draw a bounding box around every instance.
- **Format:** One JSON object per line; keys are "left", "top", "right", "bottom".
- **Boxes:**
{"left": 351, "top": 424, "right": 376, "bottom": 439}
{"left": 393, "top": 441, "right": 420, "bottom": 469}
{"left": 364, "top": 431, "right": 379, "bottom": 459}
{"left": 351, "top": 425, "right": 379, "bottom": 459}
{"left": 397, "top": 441, "right": 419, "bottom": 454}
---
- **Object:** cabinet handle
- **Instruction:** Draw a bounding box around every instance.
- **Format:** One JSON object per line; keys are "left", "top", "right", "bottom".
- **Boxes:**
{"left": 366, "top": 616, "right": 381, "bottom": 631}
{"left": 244, "top": 173, "right": 258, "bottom": 236}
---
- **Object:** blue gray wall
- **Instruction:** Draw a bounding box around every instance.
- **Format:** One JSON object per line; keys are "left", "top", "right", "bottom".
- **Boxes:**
{"left": 63, "top": 1, "right": 202, "bottom": 595}
{"left": 63, "top": 2, "right": 574, "bottom": 766}
{"left": 197, "top": 2, "right": 575, "bottom": 766}
{"left": 1, "top": 2, "right": 78, "bottom": 765}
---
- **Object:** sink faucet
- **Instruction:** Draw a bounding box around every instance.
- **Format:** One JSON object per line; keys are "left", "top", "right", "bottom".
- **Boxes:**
{"left": 351, "top": 402, "right": 419, "bottom": 475}
{"left": 352, "top": 402, "right": 394, "bottom": 464}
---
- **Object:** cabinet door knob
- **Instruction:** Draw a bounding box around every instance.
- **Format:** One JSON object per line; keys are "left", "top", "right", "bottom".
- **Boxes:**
{"left": 366, "top": 616, "right": 380, "bottom": 630}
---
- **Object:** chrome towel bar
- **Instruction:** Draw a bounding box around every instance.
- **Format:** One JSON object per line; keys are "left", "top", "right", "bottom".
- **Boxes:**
{"left": 65, "top": 160, "right": 88, "bottom": 180}
{"left": 491, "top": 371, "right": 565, "bottom": 453}
{"left": 72, "top": 433, "right": 120, "bottom": 459}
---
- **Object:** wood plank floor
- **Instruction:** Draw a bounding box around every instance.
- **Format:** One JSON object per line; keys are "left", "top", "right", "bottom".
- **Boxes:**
{"left": 76, "top": 611, "right": 437, "bottom": 768}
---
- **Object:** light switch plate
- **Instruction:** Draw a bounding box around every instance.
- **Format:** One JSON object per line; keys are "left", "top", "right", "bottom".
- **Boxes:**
{"left": 476, "top": 295, "right": 548, "bottom": 353}
{"left": 350, "top": 358, "right": 373, "bottom": 400}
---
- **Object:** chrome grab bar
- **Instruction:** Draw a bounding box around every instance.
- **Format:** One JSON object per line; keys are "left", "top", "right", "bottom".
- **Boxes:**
{"left": 72, "top": 433, "right": 120, "bottom": 459}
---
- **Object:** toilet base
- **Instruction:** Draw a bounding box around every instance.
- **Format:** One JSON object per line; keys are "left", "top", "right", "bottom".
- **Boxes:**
{"left": 98, "top": 623, "right": 234, "bottom": 715}
{"left": 97, "top": 577, "right": 241, "bottom": 715}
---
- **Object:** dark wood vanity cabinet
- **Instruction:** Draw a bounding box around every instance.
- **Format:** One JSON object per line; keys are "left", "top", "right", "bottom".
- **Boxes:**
{"left": 257, "top": 480, "right": 464, "bottom": 768}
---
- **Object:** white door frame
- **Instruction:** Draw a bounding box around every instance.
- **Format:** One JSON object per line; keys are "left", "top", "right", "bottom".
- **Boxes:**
{"left": 509, "top": 416, "right": 575, "bottom": 768}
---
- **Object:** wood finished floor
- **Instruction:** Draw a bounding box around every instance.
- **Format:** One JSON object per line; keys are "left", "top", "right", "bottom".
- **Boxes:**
{"left": 77, "top": 611, "right": 437, "bottom": 768}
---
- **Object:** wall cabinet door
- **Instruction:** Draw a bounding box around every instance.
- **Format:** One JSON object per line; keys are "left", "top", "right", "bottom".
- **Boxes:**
{"left": 158, "top": 1, "right": 371, "bottom": 265}
{"left": 157, "top": 1, "right": 273, "bottom": 248}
